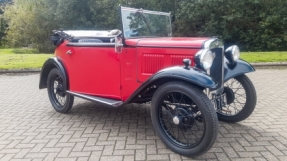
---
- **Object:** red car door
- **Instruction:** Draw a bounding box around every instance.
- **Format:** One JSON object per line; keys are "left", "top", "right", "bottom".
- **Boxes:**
{"left": 64, "top": 45, "right": 122, "bottom": 100}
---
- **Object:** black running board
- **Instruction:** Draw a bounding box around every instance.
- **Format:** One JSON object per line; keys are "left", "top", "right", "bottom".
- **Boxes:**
{"left": 66, "top": 91, "right": 123, "bottom": 107}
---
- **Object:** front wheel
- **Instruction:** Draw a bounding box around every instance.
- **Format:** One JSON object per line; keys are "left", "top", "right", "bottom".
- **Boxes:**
{"left": 217, "top": 74, "right": 257, "bottom": 122}
{"left": 151, "top": 82, "right": 218, "bottom": 157}
{"left": 47, "top": 68, "right": 74, "bottom": 113}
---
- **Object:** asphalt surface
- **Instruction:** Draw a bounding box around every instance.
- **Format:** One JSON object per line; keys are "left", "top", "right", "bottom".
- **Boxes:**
{"left": 0, "top": 69, "right": 286, "bottom": 161}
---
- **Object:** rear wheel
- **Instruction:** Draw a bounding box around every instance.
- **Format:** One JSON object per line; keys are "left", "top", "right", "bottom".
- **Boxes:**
{"left": 151, "top": 82, "right": 218, "bottom": 157}
{"left": 47, "top": 68, "right": 74, "bottom": 113}
{"left": 217, "top": 74, "right": 256, "bottom": 122}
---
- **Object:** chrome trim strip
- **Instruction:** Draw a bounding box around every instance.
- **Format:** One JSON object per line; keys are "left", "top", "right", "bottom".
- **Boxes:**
{"left": 121, "top": 6, "right": 171, "bottom": 16}
{"left": 66, "top": 91, "right": 123, "bottom": 107}
{"left": 203, "top": 38, "right": 224, "bottom": 49}
{"left": 136, "top": 45, "right": 201, "bottom": 49}
{"left": 67, "top": 43, "right": 115, "bottom": 47}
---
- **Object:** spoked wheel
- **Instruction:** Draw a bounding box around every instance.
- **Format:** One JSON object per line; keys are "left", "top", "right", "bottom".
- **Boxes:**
{"left": 151, "top": 82, "right": 218, "bottom": 157}
{"left": 47, "top": 68, "right": 74, "bottom": 113}
{"left": 217, "top": 74, "right": 256, "bottom": 122}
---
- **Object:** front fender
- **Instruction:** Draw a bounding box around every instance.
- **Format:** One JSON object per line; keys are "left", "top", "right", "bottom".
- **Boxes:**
{"left": 39, "top": 57, "right": 68, "bottom": 90}
{"left": 125, "top": 66, "right": 217, "bottom": 103}
{"left": 224, "top": 59, "right": 255, "bottom": 81}
{"left": 151, "top": 66, "right": 218, "bottom": 89}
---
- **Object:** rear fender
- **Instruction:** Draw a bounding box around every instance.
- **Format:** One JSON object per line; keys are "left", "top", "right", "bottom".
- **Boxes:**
{"left": 39, "top": 57, "right": 68, "bottom": 90}
{"left": 224, "top": 59, "right": 255, "bottom": 81}
{"left": 125, "top": 66, "right": 218, "bottom": 103}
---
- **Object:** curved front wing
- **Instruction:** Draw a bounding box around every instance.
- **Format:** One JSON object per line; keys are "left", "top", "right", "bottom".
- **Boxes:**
{"left": 224, "top": 59, "right": 255, "bottom": 81}
{"left": 125, "top": 66, "right": 218, "bottom": 104}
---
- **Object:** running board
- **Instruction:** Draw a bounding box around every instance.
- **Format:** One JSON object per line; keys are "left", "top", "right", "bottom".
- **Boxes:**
{"left": 66, "top": 91, "right": 123, "bottom": 107}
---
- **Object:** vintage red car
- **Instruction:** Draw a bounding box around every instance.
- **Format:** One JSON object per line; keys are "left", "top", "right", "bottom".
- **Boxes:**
{"left": 39, "top": 7, "right": 257, "bottom": 157}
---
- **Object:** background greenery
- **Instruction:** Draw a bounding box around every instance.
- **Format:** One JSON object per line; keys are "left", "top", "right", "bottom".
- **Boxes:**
{"left": 0, "top": 48, "right": 51, "bottom": 69}
{"left": 0, "top": 0, "right": 287, "bottom": 52}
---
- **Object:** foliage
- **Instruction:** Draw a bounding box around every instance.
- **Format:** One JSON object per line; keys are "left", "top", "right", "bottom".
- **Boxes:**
{"left": 174, "top": 0, "right": 287, "bottom": 51}
{"left": 2, "top": 0, "right": 96, "bottom": 52}
{"left": 0, "top": 0, "right": 10, "bottom": 46}
{"left": 1, "top": 0, "right": 287, "bottom": 52}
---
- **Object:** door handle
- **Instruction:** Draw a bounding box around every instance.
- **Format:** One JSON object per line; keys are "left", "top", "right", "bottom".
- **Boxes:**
{"left": 66, "top": 50, "right": 73, "bottom": 55}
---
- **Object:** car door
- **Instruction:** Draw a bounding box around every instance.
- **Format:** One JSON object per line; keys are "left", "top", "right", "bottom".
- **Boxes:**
{"left": 64, "top": 43, "right": 122, "bottom": 100}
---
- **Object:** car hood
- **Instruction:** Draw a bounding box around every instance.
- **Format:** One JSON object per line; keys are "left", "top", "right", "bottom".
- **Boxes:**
{"left": 124, "top": 37, "right": 211, "bottom": 49}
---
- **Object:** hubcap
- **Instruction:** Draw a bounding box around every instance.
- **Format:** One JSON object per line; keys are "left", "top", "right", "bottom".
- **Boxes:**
{"left": 173, "top": 116, "right": 180, "bottom": 125}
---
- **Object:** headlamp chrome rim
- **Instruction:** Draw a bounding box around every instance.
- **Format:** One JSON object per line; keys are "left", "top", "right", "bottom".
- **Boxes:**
{"left": 225, "top": 45, "right": 240, "bottom": 64}
{"left": 195, "top": 49, "right": 215, "bottom": 71}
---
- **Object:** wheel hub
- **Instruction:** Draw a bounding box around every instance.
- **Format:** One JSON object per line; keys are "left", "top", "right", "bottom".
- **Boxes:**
{"left": 173, "top": 116, "right": 180, "bottom": 125}
{"left": 173, "top": 107, "right": 195, "bottom": 128}
{"left": 223, "top": 87, "right": 235, "bottom": 105}
{"left": 56, "top": 84, "right": 65, "bottom": 97}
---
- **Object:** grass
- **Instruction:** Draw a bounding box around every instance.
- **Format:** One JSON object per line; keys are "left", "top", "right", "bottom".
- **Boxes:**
{"left": 0, "top": 48, "right": 39, "bottom": 54}
{"left": 1, "top": 48, "right": 287, "bottom": 69}
{"left": 241, "top": 52, "right": 287, "bottom": 63}
{"left": 0, "top": 48, "right": 53, "bottom": 69}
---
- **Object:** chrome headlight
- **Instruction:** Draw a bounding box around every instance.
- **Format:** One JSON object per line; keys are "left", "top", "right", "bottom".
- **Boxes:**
{"left": 225, "top": 45, "right": 240, "bottom": 63}
{"left": 195, "top": 49, "right": 215, "bottom": 70}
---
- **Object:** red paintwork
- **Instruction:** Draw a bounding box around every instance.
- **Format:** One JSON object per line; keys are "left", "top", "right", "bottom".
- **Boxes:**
{"left": 125, "top": 37, "right": 209, "bottom": 48}
{"left": 55, "top": 37, "right": 211, "bottom": 101}
{"left": 56, "top": 41, "right": 121, "bottom": 99}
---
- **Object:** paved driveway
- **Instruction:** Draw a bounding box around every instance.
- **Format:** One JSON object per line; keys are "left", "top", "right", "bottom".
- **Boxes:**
{"left": 0, "top": 69, "right": 286, "bottom": 161}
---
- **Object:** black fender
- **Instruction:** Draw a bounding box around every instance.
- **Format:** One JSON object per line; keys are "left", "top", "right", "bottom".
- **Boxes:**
{"left": 125, "top": 66, "right": 218, "bottom": 103}
{"left": 224, "top": 59, "right": 255, "bottom": 81}
{"left": 39, "top": 57, "right": 68, "bottom": 90}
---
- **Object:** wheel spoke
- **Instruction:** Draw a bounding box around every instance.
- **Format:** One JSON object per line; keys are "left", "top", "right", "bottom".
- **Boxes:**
{"left": 158, "top": 92, "right": 206, "bottom": 148}
{"left": 49, "top": 75, "right": 67, "bottom": 108}
{"left": 220, "top": 77, "right": 247, "bottom": 116}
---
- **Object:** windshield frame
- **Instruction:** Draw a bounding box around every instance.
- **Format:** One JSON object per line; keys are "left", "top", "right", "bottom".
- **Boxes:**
{"left": 120, "top": 6, "right": 172, "bottom": 39}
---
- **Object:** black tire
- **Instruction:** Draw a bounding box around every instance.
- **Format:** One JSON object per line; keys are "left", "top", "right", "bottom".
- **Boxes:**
{"left": 47, "top": 68, "right": 74, "bottom": 113}
{"left": 217, "top": 74, "right": 256, "bottom": 122}
{"left": 151, "top": 81, "right": 218, "bottom": 157}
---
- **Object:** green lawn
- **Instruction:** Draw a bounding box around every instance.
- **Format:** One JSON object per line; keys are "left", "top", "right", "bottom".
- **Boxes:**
{"left": 0, "top": 48, "right": 287, "bottom": 70}
{"left": 0, "top": 47, "right": 39, "bottom": 54}
{"left": 0, "top": 48, "right": 53, "bottom": 69}
{"left": 241, "top": 52, "right": 287, "bottom": 63}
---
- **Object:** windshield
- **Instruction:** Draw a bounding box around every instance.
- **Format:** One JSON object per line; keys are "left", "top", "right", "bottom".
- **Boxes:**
{"left": 121, "top": 7, "right": 172, "bottom": 38}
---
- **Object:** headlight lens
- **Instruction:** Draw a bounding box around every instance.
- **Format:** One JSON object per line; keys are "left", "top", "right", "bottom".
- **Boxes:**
{"left": 225, "top": 45, "right": 240, "bottom": 63}
{"left": 195, "top": 49, "right": 214, "bottom": 70}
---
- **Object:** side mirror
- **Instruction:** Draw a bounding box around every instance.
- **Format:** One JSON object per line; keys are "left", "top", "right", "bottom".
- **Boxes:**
{"left": 115, "top": 36, "right": 123, "bottom": 53}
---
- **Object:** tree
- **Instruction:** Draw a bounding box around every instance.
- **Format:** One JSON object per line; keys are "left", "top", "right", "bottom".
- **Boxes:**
{"left": 173, "top": 0, "right": 287, "bottom": 51}
{"left": 0, "top": 0, "right": 11, "bottom": 46}
{"left": 2, "top": 0, "right": 287, "bottom": 51}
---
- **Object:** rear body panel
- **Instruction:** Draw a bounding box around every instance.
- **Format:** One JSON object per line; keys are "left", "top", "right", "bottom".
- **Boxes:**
{"left": 56, "top": 41, "right": 122, "bottom": 100}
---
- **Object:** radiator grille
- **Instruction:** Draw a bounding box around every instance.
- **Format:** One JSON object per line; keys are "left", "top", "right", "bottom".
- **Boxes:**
{"left": 171, "top": 55, "right": 194, "bottom": 66}
{"left": 209, "top": 48, "right": 224, "bottom": 90}
{"left": 141, "top": 54, "right": 164, "bottom": 74}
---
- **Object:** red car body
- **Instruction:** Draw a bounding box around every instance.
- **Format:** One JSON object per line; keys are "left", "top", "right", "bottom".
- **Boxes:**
{"left": 39, "top": 6, "right": 257, "bottom": 157}
{"left": 55, "top": 37, "right": 209, "bottom": 101}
